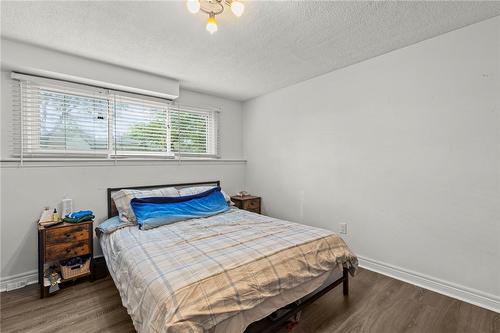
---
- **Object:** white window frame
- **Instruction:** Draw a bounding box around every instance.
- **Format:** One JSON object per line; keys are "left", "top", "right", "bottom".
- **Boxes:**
{"left": 11, "top": 73, "right": 220, "bottom": 160}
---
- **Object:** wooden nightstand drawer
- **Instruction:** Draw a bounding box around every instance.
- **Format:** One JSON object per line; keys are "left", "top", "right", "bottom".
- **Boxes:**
{"left": 46, "top": 225, "right": 89, "bottom": 244}
{"left": 45, "top": 241, "right": 90, "bottom": 262}
{"left": 243, "top": 199, "right": 260, "bottom": 210}
{"left": 245, "top": 207, "right": 260, "bottom": 214}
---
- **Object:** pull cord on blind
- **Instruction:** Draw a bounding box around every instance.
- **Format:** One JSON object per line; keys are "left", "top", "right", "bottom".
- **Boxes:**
{"left": 11, "top": 73, "right": 220, "bottom": 161}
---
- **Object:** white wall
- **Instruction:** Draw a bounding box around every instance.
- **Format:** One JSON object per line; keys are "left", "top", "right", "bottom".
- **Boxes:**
{"left": 0, "top": 43, "right": 245, "bottom": 280}
{"left": 243, "top": 16, "right": 500, "bottom": 305}
{"left": 1, "top": 38, "right": 180, "bottom": 99}
{"left": 0, "top": 161, "right": 245, "bottom": 279}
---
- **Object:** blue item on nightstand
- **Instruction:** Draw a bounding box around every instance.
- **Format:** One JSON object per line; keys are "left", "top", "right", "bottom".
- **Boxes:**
{"left": 66, "top": 210, "right": 94, "bottom": 219}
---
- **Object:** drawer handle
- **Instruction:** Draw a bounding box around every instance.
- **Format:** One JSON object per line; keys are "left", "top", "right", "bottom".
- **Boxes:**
{"left": 65, "top": 248, "right": 71, "bottom": 253}
{"left": 65, "top": 233, "right": 71, "bottom": 238}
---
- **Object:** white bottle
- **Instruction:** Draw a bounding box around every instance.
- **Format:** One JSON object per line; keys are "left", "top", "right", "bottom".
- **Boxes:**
{"left": 61, "top": 198, "right": 73, "bottom": 218}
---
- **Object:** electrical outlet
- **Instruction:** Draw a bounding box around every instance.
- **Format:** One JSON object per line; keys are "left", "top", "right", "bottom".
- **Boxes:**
{"left": 339, "top": 223, "right": 348, "bottom": 234}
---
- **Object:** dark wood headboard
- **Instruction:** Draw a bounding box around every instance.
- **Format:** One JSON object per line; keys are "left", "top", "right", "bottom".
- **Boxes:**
{"left": 107, "top": 180, "right": 220, "bottom": 218}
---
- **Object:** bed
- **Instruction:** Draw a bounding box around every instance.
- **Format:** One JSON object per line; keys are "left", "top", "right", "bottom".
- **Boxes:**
{"left": 98, "top": 181, "right": 358, "bottom": 333}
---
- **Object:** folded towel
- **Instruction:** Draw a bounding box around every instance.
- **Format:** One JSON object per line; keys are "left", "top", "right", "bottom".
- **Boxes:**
{"left": 63, "top": 214, "right": 94, "bottom": 223}
{"left": 67, "top": 210, "right": 94, "bottom": 219}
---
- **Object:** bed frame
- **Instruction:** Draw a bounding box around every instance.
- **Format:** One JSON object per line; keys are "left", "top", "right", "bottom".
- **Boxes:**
{"left": 104, "top": 180, "right": 349, "bottom": 333}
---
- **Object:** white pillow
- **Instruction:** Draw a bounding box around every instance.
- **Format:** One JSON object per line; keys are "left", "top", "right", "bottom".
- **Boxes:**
{"left": 179, "top": 186, "right": 232, "bottom": 204}
{"left": 112, "top": 187, "right": 180, "bottom": 224}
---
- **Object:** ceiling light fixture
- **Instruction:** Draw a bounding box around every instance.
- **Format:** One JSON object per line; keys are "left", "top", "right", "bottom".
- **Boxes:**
{"left": 186, "top": 0, "right": 201, "bottom": 14}
{"left": 186, "top": 0, "right": 245, "bottom": 34}
{"left": 206, "top": 13, "right": 218, "bottom": 34}
{"left": 230, "top": 0, "right": 244, "bottom": 17}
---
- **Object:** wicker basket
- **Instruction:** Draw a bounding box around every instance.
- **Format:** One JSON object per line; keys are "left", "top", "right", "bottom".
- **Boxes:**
{"left": 60, "top": 258, "right": 90, "bottom": 280}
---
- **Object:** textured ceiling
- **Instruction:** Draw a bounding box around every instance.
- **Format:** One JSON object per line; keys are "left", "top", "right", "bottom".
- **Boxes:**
{"left": 1, "top": 1, "right": 500, "bottom": 101}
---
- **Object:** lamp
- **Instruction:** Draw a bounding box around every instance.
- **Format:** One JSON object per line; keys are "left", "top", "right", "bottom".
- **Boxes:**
{"left": 186, "top": 0, "right": 200, "bottom": 14}
{"left": 230, "top": 0, "right": 244, "bottom": 17}
{"left": 206, "top": 13, "right": 218, "bottom": 34}
{"left": 186, "top": 0, "right": 245, "bottom": 33}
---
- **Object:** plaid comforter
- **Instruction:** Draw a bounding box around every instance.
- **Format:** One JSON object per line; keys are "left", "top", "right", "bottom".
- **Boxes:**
{"left": 100, "top": 208, "right": 357, "bottom": 333}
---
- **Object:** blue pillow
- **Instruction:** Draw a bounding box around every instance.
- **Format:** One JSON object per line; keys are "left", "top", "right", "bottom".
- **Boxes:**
{"left": 96, "top": 216, "right": 133, "bottom": 234}
{"left": 131, "top": 186, "right": 229, "bottom": 230}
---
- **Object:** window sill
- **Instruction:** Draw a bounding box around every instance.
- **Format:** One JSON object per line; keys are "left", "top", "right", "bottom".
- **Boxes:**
{"left": 0, "top": 158, "right": 247, "bottom": 168}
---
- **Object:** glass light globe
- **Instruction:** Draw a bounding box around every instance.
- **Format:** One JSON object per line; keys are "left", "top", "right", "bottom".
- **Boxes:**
{"left": 186, "top": 0, "right": 200, "bottom": 14}
{"left": 206, "top": 15, "right": 218, "bottom": 34}
{"left": 231, "top": 0, "right": 244, "bottom": 17}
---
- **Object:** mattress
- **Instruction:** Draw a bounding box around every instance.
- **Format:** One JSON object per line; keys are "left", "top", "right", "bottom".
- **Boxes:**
{"left": 100, "top": 208, "right": 357, "bottom": 332}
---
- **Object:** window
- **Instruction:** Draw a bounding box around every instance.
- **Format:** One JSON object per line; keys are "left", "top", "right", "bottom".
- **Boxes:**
{"left": 113, "top": 94, "right": 170, "bottom": 156}
{"left": 17, "top": 81, "right": 110, "bottom": 156}
{"left": 170, "top": 106, "right": 218, "bottom": 156}
{"left": 12, "top": 74, "right": 220, "bottom": 159}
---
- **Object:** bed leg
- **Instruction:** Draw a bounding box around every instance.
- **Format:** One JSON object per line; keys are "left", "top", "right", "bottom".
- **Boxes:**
{"left": 343, "top": 267, "right": 349, "bottom": 296}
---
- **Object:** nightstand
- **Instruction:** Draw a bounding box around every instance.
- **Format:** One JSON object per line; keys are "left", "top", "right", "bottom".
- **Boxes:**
{"left": 38, "top": 221, "right": 93, "bottom": 298}
{"left": 231, "top": 195, "right": 261, "bottom": 214}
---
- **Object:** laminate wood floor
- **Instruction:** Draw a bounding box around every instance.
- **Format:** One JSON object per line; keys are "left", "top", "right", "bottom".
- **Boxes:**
{"left": 1, "top": 268, "right": 498, "bottom": 333}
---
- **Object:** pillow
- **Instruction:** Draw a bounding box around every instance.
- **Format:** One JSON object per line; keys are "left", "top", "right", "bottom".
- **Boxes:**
{"left": 96, "top": 216, "right": 131, "bottom": 235}
{"left": 112, "top": 186, "right": 180, "bottom": 224}
{"left": 179, "top": 185, "right": 232, "bottom": 204}
{"left": 131, "top": 186, "right": 229, "bottom": 230}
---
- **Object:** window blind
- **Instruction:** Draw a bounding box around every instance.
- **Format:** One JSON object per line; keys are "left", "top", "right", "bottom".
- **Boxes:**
{"left": 169, "top": 105, "right": 219, "bottom": 157}
{"left": 113, "top": 93, "right": 171, "bottom": 157}
{"left": 11, "top": 73, "right": 220, "bottom": 160}
{"left": 12, "top": 76, "right": 110, "bottom": 157}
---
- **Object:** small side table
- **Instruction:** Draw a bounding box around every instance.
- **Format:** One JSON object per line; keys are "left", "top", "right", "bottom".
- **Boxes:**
{"left": 231, "top": 195, "right": 261, "bottom": 214}
{"left": 38, "top": 221, "right": 93, "bottom": 298}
